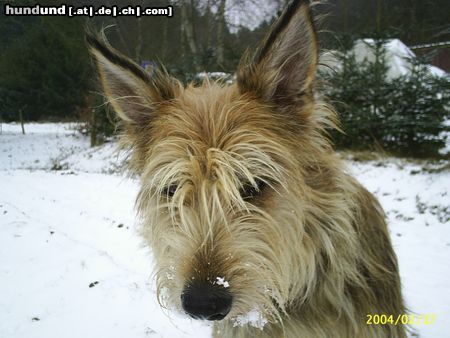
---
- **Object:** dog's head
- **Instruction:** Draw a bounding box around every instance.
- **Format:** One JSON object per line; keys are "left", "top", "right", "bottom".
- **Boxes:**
{"left": 88, "top": 0, "right": 332, "bottom": 326}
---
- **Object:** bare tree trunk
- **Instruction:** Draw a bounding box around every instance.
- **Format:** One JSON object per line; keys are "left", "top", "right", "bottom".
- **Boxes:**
{"left": 19, "top": 109, "right": 25, "bottom": 135}
{"left": 180, "top": 1, "right": 200, "bottom": 73}
{"left": 375, "top": 0, "right": 382, "bottom": 35}
{"left": 216, "top": 0, "right": 226, "bottom": 67}
{"left": 135, "top": 17, "right": 143, "bottom": 63}
{"left": 105, "top": 0, "right": 132, "bottom": 56}
{"left": 90, "top": 107, "right": 97, "bottom": 147}
{"left": 190, "top": 0, "right": 199, "bottom": 48}
{"left": 205, "top": 0, "right": 213, "bottom": 48}
{"left": 181, "top": 2, "right": 198, "bottom": 58}
{"left": 161, "top": 17, "right": 168, "bottom": 59}
{"left": 115, "top": 19, "right": 132, "bottom": 56}
{"left": 343, "top": 0, "right": 349, "bottom": 33}
{"left": 180, "top": 4, "right": 187, "bottom": 62}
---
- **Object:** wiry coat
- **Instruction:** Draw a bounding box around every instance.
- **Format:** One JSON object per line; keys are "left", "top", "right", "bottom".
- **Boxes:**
{"left": 87, "top": 1, "right": 407, "bottom": 337}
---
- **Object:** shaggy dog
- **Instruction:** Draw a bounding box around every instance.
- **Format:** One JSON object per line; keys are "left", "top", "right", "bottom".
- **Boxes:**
{"left": 87, "top": 0, "right": 407, "bottom": 337}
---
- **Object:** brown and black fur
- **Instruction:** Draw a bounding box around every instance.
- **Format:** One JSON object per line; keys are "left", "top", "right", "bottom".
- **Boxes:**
{"left": 87, "top": 1, "right": 407, "bottom": 337}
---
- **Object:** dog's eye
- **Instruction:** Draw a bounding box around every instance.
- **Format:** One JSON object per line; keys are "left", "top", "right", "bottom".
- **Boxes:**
{"left": 240, "top": 179, "right": 266, "bottom": 200}
{"left": 162, "top": 184, "right": 178, "bottom": 198}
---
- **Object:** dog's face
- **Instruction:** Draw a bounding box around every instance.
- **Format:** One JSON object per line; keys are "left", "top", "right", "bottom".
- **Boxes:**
{"left": 88, "top": 0, "right": 325, "bottom": 325}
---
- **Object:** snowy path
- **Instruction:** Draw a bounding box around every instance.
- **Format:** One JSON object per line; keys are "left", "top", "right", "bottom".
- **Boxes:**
{"left": 0, "top": 123, "right": 449, "bottom": 337}
{"left": 0, "top": 171, "right": 212, "bottom": 338}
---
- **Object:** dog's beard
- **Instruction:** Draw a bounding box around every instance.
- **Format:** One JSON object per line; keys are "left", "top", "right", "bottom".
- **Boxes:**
{"left": 140, "top": 188, "right": 316, "bottom": 328}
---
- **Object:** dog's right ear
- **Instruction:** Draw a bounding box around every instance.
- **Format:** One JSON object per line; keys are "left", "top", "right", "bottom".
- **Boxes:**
{"left": 86, "top": 33, "right": 179, "bottom": 126}
{"left": 236, "top": 0, "right": 317, "bottom": 110}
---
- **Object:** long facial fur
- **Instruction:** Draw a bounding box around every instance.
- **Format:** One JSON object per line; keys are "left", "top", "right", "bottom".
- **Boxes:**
{"left": 87, "top": 0, "right": 406, "bottom": 337}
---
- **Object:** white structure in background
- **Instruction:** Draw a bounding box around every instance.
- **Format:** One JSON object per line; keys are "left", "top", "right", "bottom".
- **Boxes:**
{"left": 320, "top": 38, "right": 448, "bottom": 80}
{"left": 195, "top": 71, "right": 234, "bottom": 84}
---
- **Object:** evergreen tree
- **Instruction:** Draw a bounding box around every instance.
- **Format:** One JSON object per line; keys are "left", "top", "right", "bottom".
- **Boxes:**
{"left": 321, "top": 40, "right": 450, "bottom": 157}
{"left": 385, "top": 61, "right": 450, "bottom": 156}
{"left": 0, "top": 16, "right": 91, "bottom": 121}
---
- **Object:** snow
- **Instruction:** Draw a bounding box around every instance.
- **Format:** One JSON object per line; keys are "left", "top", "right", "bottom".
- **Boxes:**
{"left": 440, "top": 119, "right": 450, "bottom": 156}
{"left": 0, "top": 122, "right": 88, "bottom": 171}
{"left": 320, "top": 38, "right": 448, "bottom": 80}
{"left": 354, "top": 39, "right": 415, "bottom": 79}
{"left": 0, "top": 123, "right": 212, "bottom": 338}
{"left": 1, "top": 123, "right": 449, "bottom": 338}
{"left": 198, "top": 0, "right": 278, "bottom": 32}
{"left": 195, "top": 72, "right": 234, "bottom": 85}
{"left": 427, "top": 65, "right": 447, "bottom": 78}
{"left": 215, "top": 277, "right": 230, "bottom": 288}
{"left": 232, "top": 308, "right": 268, "bottom": 330}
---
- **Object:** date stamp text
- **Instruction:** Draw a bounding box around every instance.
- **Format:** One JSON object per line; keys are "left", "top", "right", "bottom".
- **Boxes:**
{"left": 367, "top": 314, "right": 437, "bottom": 326}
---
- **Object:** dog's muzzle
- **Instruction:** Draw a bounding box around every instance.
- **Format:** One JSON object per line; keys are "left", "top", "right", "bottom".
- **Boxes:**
{"left": 181, "top": 282, "right": 232, "bottom": 321}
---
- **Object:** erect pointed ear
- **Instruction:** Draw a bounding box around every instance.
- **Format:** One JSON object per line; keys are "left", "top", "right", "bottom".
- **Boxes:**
{"left": 237, "top": 0, "right": 318, "bottom": 108}
{"left": 86, "top": 32, "right": 180, "bottom": 126}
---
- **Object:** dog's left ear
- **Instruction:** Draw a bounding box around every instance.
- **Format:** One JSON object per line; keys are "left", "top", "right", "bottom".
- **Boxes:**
{"left": 86, "top": 32, "right": 179, "bottom": 128}
{"left": 237, "top": 0, "right": 317, "bottom": 108}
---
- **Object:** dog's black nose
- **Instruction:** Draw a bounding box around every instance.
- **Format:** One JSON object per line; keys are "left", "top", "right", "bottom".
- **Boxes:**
{"left": 181, "top": 282, "right": 232, "bottom": 321}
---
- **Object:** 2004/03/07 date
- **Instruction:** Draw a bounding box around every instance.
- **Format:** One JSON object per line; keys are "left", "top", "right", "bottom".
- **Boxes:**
{"left": 367, "top": 314, "right": 437, "bottom": 326}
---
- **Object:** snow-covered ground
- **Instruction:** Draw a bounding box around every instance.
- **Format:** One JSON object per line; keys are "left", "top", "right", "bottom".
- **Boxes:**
{"left": 1, "top": 123, "right": 449, "bottom": 338}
